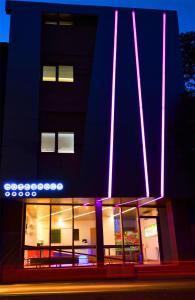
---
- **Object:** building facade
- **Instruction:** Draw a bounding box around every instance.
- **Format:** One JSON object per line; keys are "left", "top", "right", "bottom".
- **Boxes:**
{"left": 0, "top": 0, "right": 194, "bottom": 282}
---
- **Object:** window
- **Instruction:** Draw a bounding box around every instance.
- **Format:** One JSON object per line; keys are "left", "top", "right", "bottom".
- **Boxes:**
{"left": 44, "top": 13, "right": 73, "bottom": 26}
{"left": 58, "top": 66, "right": 74, "bottom": 82}
{"left": 42, "top": 65, "right": 74, "bottom": 83}
{"left": 45, "top": 20, "right": 58, "bottom": 25}
{"left": 58, "top": 132, "right": 74, "bottom": 153}
{"left": 42, "top": 66, "right": 56, "bottom": 82}
{"left": 41, "top": 133, "right": 55, "bottom": 152}
{"left": 41, "top": 132, "right": 74, "bottom": 153}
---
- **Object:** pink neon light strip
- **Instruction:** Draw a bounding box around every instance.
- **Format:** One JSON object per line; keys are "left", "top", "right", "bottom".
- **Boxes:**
{"left": 132, "top": 11, "right": 150, "bottom": 198}
{"left": 161, "top": 13, "right": 167, "bottom": 197}
{"left": 108, "top": 10, "right": 118, "bottom": 198}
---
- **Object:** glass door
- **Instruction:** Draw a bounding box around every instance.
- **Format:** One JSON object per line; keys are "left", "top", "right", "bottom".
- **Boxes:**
{"left": 140, "top": 217, "right": 160, "bottom": 264}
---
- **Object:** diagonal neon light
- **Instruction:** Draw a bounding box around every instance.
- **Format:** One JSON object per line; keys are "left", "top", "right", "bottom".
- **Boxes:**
{"left": 108, "top": 10, "right": 118, "bottom": 198}
{"left": 115, "top": 197, "right": 146, "bottom": 206}
{"left": 132, "top": 11, "right": 150, "bottom": 198}
{"left": 138, "top": 196, "right": 163, "bottom": 207}
{"left": 161, "top": 13, "right": 167, "bottom": 197}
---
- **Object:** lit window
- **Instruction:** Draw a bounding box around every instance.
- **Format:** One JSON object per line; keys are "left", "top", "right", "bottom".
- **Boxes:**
{"left": 44, "top": 13, "right": 73, "bottom": 26}
{"left": 58, "top": 133, "right": 74, "bottom": 153}
{"left": 42, "top": 66, "right": 56, "bottom": 82}
{"left": 59, "top": 20, "right": 73, "bottom": 26}
{"left": 58, "top": 66, "right": 74, "bottom": 83}
{"left": 45, "top": 21, "right": 58, "bottom": 25}
{"left": 41, "top": 133, "right": 55, "bottom": 152}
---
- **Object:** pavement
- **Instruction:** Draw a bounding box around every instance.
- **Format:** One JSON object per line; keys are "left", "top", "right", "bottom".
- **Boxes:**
{"left": 0, "top": 278, "right": 195, "bottom": 299}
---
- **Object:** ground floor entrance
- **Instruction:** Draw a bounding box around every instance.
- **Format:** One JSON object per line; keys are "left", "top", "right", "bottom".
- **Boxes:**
{"left": 23, "top": 197, "right": 174, "bottom": 268}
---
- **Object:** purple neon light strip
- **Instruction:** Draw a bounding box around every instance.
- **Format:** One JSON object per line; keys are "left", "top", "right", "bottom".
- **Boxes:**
{"left": 161, "top": 13, "right": 167, "bottom": 197}
{"left": 132, "top": 11, "right": 150, "bottom": 198}
{"left": 138, "top": 196, "right": 163, "bottom": 207}
{"left": 115, "top": 197, "right": 146, "bottom": 206}
{"left": 108, "top": 10, "right": 118, "bottom": 198}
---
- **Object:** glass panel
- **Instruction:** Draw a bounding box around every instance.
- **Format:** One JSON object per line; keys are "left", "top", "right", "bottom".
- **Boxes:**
{"left": 122, "top": 208, "right": 140, "bottom": 263}
{"left": 103, "top": 207, "right": 123, "bottom": 264}
{"left": 58, "top": 66, "right": 74, "bottom": 82}
{"left": 51, "top": 205, "right": 73, "bottom": 266}
{"left": 42, "top": 66, "right": 56, "bottom": 82}
{"left": 74, "top": 247, "right": 96, "bottom": 266}
{"left": 140, "top": 218, "right": 160, "bottom": 263}
{"left": 139, "top": 207, "right": 158, "bottom": 216}
{"left": 41, "top": 132, "right": 55, "bottom": 152}
{"left": 58, "top": 132, "right": 74, "bottom": 153}
{"left": 74, "top": 205, "right": 96, "bottom": 266}
{"left": 24, "top": 249, "right": 50, "bottom": 268}
{"left": 25, "top": 205, "right": 50, "bottom": 246}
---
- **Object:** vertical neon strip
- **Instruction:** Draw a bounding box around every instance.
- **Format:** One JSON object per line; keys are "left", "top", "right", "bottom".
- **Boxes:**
{"left": 161, "top": 13, "right": 166, "bottom": 197}
{"left": 132, "top": 11, "right": 150, "bottom": 197}
{"left": 108, "top": 10, "right": 118, "bottom": 198}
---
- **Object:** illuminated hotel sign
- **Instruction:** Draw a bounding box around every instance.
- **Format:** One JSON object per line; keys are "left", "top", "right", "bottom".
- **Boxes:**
{"left": 3, "top": 182, "right": 64, "bottom": 198}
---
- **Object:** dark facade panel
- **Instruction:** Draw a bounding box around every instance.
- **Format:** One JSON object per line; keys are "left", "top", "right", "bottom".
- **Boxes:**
{"left": 0, "top": 7, "right": 42, "bottom": 180}
{"left": 0, "top": 43, "right": 8, "bottom": 161}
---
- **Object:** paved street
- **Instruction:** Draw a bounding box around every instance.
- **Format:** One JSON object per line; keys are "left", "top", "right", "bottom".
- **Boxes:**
{"left": 0, "top": 279, "right": 195, "bottom": 299}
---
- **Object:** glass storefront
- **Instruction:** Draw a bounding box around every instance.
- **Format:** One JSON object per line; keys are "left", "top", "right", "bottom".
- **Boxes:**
{"left": 24, "top": 199, "right": 161, "bottom": 268}
{"left": 24, "top": 201, "right": 96, "bottom": 268}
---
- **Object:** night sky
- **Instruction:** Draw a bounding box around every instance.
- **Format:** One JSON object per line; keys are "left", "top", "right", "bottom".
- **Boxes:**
{"left": 0, "top": 0, "right": 195, "bottom": 42}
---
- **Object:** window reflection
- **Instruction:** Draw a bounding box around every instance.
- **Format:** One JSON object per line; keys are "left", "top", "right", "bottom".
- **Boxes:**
{"left": 103, "top": 207, "right": 123, "bottom": 263}
{"left": 122, "top": 208, "right": 140, "bottom": 262}
{"left": 74, "top": 206, "right": 96, "bottom": 265}
{"left": 25, "top": 205, "right": 50, "bottom": 246}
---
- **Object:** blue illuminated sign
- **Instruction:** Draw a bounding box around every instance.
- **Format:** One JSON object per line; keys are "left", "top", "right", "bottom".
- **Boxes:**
{"left": 3, "top": 182, "right": 64, "bottom": 198}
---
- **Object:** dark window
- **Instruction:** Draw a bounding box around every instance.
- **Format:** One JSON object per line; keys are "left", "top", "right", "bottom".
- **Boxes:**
{"left": 73, "top": 229, "right": 79, "bottom": 241}
{"left": 51, "top": 229, "right": 61, "bottom": 243}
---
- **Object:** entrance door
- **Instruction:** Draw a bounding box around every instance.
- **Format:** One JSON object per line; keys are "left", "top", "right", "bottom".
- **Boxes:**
{"left": 140, "top": 217, "right": 160, "bottom": 263}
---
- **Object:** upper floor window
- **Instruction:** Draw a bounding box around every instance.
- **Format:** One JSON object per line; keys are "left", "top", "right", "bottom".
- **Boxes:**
{"left": 42, "top": 66, "right": 56, "bottom": 82}
{"left": 58, "top": 132, "right": 74, "bottom": 153}
{"left": 44, "top": 13, "right": 74, "bottom": 26}
{"left": 58, "top": 66, "right": 74, "bottom": 83}
{"left": 41, "top": 132, "right": 74, "bottom": 154}
{"left": 42, "top": 65, "right": 74, "bottom": 83}
{"left": 41, "top": 133, "right": 55, "bottom": 152}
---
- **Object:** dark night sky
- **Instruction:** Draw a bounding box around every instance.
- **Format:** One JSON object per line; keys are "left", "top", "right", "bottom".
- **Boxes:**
{"left": 0, "top": 0, "right": 195, "bottom": 41}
